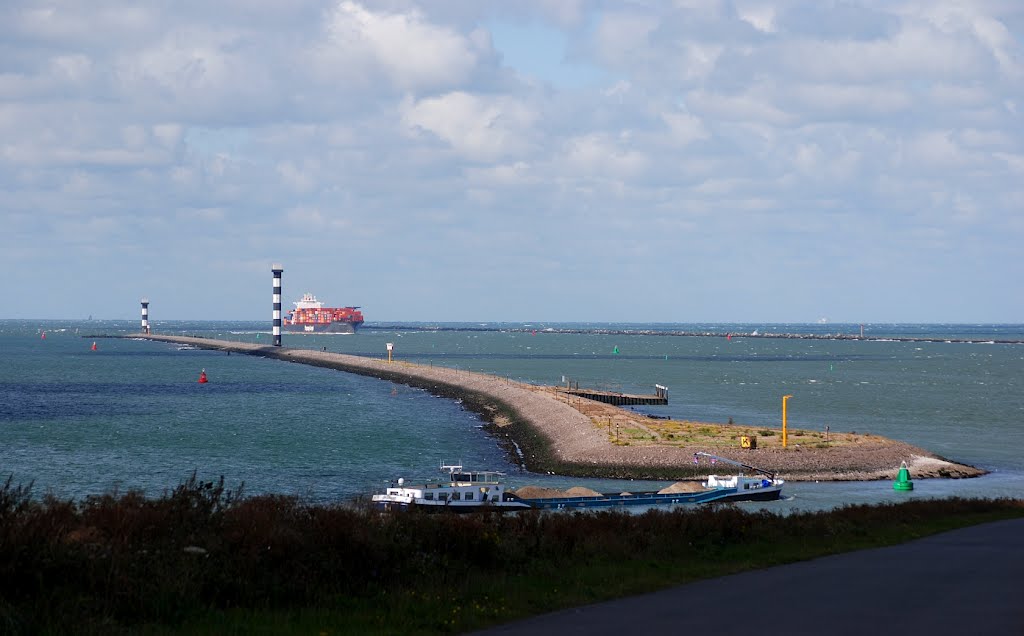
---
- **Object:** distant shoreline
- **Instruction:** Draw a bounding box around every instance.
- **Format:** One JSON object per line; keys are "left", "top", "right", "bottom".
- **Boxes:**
{"left": 363, "top": 324, "right": 1024, "bottom": 345}
{"left": 124, "top": 334, "right": 984, "bottom": 482}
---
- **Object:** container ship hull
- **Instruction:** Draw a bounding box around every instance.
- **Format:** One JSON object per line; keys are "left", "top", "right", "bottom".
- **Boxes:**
{"left": 283, "top": 293, "right": 364, "bottom": 335}
{"left": 283, "top": 322, "right": 359, "bottom": 334}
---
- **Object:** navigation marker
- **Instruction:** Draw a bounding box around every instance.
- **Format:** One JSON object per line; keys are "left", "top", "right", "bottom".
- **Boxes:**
{"left": 271, "top": 263, "right": 283, "bottom": 347}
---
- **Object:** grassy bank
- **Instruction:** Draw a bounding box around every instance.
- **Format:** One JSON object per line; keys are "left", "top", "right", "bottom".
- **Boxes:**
{"left": 2, "top": 476, "right": 1022, "bottom": 635}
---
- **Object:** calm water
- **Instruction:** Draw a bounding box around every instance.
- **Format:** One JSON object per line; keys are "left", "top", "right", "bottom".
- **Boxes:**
{"left": 2, "top": 320, "right": 1022, "bottom": 511}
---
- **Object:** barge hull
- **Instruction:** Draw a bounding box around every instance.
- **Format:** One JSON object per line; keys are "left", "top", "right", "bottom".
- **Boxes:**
{"left": 514, "top": 486, "right": 783, "bottom": 510}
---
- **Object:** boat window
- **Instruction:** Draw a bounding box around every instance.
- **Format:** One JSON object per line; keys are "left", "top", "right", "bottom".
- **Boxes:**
{"left": 424, "top": 493, "right": 434, "bottom": 500}
{"left": 490, "top": 495, "right": 498, "bottom": 502}
{"left": 453, "top": 473, "right": 469, "bottom": 482}
{"left": 465, "top": 492, "right": 474, "bottom": 501}
{"left": 439, "top": 493, "right": 448, "bottom": 501}
{"left": 452, "top": 492, "right": 461, "bottom": 501}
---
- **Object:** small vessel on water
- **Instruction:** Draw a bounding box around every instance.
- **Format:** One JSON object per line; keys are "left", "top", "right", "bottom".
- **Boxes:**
{"left": 283, "top": 293, "right": 364, "bottom": 334}
{"left": 371, "top": 463, "right": 528, "bottom": 512}
{"left": 370, "top": 454, "right": 784, "bottom": 512}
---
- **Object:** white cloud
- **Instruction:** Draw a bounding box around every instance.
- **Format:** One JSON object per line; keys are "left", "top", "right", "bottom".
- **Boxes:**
{"left": 277, "top": 160, "right": 318, "bottom": 193}
{"left": 736, "top": 3, "right": 777, "bottom": 33}
{"left": 590, "top": 11, "right": 659, "bottom": 69}
{"left": 176, "top": 207, "right": 226, "bottom": 223}
{"left": 994, "top": 152, "right": 1024, "bottom": 174}
{"left": 153, "top": 124, "right": 184, "bottom": 150}
{"left": 560, "top": 133, "right": 648, "bottom": 179}
{"left": 904, "top": 130, "right": 966, "bottom": 168}
{"left": 687, "top": 88, "right": 794, "bottom": 126}
{"left": 660, "top": 110, "right": 710, "bottom": 146}
{"left": 315, "top": 1, "right": 481, "bottom": 91}
{"left": 400, "top": 92, "right": 537, "bottom": 161}
{"left": 777, "top": 25, "right": 990, "bottom": 82}
{"left": 787, "top": 83, "right": 913, "bottom": 116}
{"left": 465, "top": 162, "right": 536, "bottom": 187}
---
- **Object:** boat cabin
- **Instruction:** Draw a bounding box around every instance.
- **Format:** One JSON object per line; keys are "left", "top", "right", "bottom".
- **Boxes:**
{"left": 704, "top": 474, "right": 776, "bottom": 490}
{"left": 382, "top": 465, "right": 509, "bottom": 506}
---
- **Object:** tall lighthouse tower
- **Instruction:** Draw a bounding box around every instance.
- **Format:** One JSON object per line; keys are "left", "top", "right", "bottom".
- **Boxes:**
{"left": 271, "top": 264, "right": 283, "bottom": 346}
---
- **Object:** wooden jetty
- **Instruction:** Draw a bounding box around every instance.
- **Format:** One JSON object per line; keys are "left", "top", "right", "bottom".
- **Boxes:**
{"left": 557, "top": 383, "right": 668, "bottom": 406}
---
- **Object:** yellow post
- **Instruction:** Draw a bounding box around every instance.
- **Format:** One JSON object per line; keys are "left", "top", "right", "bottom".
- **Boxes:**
{"left": 782, "top": 395, "right": 793, "bottom": 448}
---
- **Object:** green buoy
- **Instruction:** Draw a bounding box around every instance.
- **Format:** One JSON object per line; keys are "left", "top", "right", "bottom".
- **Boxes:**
{"left": 893, "top": 460, "right": 914, "bottom": 491}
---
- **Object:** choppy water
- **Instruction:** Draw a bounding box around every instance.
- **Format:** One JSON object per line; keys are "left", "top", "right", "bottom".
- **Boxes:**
{"left": 2, "top": 320, "right": 1022, "bottom": 512}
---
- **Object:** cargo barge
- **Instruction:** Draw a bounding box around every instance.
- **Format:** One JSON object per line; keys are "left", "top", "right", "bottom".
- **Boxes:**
{"left": 371, "top": 454, "right": 784, "bottom": 512}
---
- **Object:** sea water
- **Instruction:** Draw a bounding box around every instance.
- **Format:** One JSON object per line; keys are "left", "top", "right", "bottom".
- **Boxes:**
{"left": 2, "top": 320, "right": 1022, "bottom": 512}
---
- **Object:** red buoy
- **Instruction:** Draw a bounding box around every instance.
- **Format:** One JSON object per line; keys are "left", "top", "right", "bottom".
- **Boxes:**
{"left": 91, "top": 341, "right": 97, "bottom": 351}
{"left": 41, "top": 331, "right": 46, "bottom": 340}
{"left": 198, "top": 369, "right": 208, "bottom": 384}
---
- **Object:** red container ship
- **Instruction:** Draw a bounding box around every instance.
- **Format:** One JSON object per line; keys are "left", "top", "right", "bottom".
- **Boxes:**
{"left": 283, "top": 293, "right": 364, "bottom": 334}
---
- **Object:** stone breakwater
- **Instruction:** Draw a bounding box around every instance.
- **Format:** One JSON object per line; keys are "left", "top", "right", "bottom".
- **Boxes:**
{"left": 134, "top": 334, "right": 983, "bottom": 482}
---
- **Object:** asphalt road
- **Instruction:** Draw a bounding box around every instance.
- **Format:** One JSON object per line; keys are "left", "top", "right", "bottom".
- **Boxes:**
{"left": 470, "top": 518, "right": 1024, "bottom": 636}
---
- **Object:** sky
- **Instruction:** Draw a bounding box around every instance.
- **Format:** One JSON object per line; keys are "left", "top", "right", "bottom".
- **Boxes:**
{"left": 2, "top": 1, "right": 1022, "bottom": 323}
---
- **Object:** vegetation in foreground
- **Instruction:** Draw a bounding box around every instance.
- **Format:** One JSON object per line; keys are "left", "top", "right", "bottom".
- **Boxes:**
{"left": 1, "top": 475, "right": 1021, "bottom": 635}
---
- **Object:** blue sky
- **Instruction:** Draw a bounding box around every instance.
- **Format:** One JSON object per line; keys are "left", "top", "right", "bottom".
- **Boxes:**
{"left": 2, "top": 1, "right": 1022, "bottom": 322}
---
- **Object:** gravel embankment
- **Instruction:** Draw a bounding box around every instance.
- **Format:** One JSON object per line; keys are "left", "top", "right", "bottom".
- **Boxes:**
{"left": 138, "top": 335, "right": 983, "bottom": 481}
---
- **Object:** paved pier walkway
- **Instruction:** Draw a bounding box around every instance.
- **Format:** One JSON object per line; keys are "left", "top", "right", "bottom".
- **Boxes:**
{"left": 471, "top": 517, "right": 1024, "bottom": 636}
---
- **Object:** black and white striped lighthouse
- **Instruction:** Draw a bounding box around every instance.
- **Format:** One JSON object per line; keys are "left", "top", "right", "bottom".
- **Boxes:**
{"left": 140, "top": 297, "right": 150, "bottom": 334}
{"left": 271, "top": 263, "right": 283, "bottom": 346}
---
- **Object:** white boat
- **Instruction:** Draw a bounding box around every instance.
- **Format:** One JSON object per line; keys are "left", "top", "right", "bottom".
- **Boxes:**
{"left": 371, "top": 455, "right": 783, "bottom": 512}
{"left": 371, "top": 463, "right": 530, "bottom": 512}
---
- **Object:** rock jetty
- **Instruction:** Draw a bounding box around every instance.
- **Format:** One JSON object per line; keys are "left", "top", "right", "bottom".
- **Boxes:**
{"left": 132, "top": 334, "right": 983, "bottom": 481}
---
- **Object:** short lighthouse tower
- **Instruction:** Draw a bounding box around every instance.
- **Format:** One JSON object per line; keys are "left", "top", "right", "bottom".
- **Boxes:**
{"left": 141, "top": 298, "right": 150, "bottom": 334}
{"left": 271, "top": 263, "right": 283, "bottom": 346}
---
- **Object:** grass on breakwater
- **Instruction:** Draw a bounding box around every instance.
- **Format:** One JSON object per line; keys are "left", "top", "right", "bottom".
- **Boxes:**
{"left": 3, "top": 476, "right": 1021, "bottom": 635}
